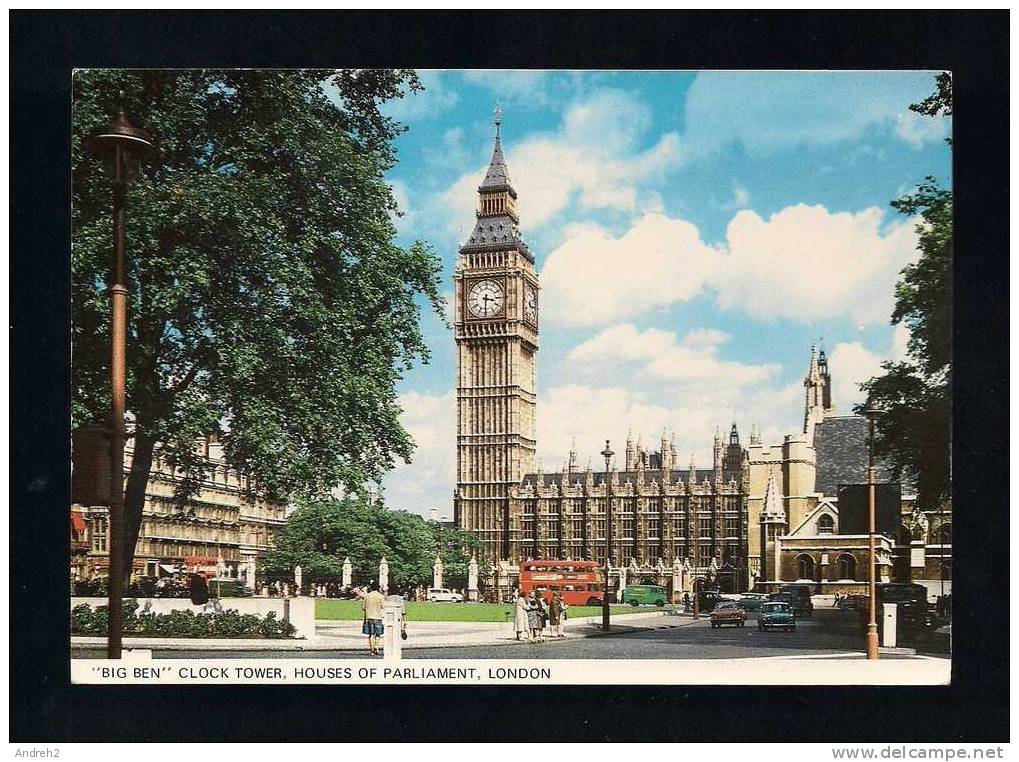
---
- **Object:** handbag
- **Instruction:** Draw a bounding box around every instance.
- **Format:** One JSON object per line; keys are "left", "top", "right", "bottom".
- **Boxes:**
{"left": 400, "top": 625, "right": 408, "bottom": 641}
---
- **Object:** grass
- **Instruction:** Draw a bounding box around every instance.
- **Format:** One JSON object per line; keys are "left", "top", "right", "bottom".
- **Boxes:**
{"left": 315, "top": 599, "right": 643, "bottom": 622}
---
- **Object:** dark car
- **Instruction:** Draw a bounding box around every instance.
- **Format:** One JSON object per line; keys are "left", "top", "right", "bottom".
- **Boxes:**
{"left": 737, "top": 593, "right": 767, "bottom": 611}
{"left": 709, "top": 601, "right": 747, "bottom": 628}
{"left": 759, "top": 601, "right": 796, "bottom": 632}
{"left": 770, "top": 585, "right": 814, "bottom": 618}
{"left": 857, "top": 583, "right": 932, "bottom": 632}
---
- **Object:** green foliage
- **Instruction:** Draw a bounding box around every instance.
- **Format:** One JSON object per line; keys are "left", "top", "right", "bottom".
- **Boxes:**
{"left": 859, "top": 73, "right": 952, "bottom": 510}
{"left": 70, "top": 600, "right": 296, "bottom": 638}
{"left": 263, "top": 496, "right": 491, "bottom": 591}
{"left": 71, "top": 69, "right": 442, "bottom": 569}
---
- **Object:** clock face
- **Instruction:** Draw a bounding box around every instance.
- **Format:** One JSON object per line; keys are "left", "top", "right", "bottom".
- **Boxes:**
{"left": 523, "top": 285, "right": 538, "bottom": 323}
{"left": 467, "top": 279, "right": 505, "bottom": 318}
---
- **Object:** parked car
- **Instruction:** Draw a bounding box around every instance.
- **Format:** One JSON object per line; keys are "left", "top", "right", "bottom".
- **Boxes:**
{"left": 427, "top": 587, "right": 463, "bottom": 603}
{"left": 709, "top": 601, "right": 747, "bottom": 628}
{"left": 737, "top": 593, "right": 767, "bottom": 611}
{"left": 623, "top": 584, "right": 668, "bottom": 607}
{"left": 759, "top": 601, "right": 796, "bottom": 632}
{"left": 770, "top": 585, "right": 814, "bottom": 618}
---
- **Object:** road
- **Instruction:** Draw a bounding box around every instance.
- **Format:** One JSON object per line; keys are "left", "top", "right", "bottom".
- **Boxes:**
{"left": 72, "top": 607, "right": 948, "bottom": 660}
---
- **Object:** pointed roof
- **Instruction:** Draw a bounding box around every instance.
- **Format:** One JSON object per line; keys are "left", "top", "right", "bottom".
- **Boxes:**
{"left": 762, "top": 470, "right": 785, "bottom": 521}
{"left": 806, "top": 343, "right": 820, "bottom": 381}
{"left": 479, "top": 105, "right": 514, "bottom": 194}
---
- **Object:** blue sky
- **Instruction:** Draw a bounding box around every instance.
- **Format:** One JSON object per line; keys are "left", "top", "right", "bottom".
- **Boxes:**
{"left": 376, "top": 70, "right": 952, "bottom": 517}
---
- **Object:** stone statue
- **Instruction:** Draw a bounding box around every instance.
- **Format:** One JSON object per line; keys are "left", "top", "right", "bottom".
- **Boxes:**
{"left": 294, "top": 565, "right": 303, "bottom": 595}
{"left": 468, "top": 554, "right": 479, "bottom": 601}
{"left": 342, "top": 557, "right": 352, "bottom": 588}
{"left": 378, "top": 556, "right": 389, "bottom": 594}
{"left": 433, "top": 554, "right": 444, "bottom": 590}
{"left": 908, "top": 506, "right": 930, "bottom": 541}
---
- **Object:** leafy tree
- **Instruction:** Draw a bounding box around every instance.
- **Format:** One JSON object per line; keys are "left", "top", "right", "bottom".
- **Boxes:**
{"left": 263, "top": 497, "right": 490, "bottom": 591}
{"left": 72, "top": 69, "right": 442, "bottom": 577}
{"left": 859, "top": 73, "right": 952, "bottom": 510}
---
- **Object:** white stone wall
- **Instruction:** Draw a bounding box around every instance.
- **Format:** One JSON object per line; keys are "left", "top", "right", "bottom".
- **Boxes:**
{"left": 71, "top": 596, "right": 316, "bottom": 639}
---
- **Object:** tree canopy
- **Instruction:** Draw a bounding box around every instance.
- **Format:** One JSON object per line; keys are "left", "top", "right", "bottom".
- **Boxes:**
{"left": 71, "top": 69, "right": 443, "bottom": 568}
{"left": 263, "top": 497, "right": 490, "bottom": 592}
{"left": 859, "top": 73, "right": 952, "bottom": 510}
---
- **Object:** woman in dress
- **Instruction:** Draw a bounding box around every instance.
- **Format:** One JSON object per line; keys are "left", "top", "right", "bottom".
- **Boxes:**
{"left": 514, "top": 589, "right": 531, "bottom": 641}
{"left": 548, "top": 593, "right": 563, "bottom": 638}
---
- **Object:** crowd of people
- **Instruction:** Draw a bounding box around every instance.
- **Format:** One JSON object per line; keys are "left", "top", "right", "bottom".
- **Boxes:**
{"left": 514, "top": 589, "right": 567, "bottom": 642}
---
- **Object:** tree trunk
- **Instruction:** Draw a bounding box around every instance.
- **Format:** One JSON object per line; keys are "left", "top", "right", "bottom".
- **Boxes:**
{"left": 122, "top": 428, "right": 156, "bottom": 582}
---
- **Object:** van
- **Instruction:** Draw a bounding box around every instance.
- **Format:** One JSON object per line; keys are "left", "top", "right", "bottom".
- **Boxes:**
{"left": 770, "top": 584, "right": 814, "bottom": 618}
{"left": 623, "top": 584, "right": 667, "bottom": 607}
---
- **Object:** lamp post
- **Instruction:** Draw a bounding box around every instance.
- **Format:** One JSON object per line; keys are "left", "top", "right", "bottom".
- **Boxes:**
{"left": 85, "top": 95, "right": 155, "bottom": 659}
{"left": 601, "top": 440, "right": 614, "bottom": 632}
{"left": 863, "top": 398, "right": 885, "bottom": 660}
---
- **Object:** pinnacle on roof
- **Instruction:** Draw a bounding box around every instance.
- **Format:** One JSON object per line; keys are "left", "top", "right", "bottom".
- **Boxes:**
{"left": 480, "top": 104, "right": 513, "bottom": 193}
{"left": 762, "top": 469, "right": 786, "bottom": 520}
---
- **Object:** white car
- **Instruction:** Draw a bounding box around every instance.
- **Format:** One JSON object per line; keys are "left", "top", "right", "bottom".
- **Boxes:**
{"left": 427, "top": 587, "right": 463, "bottom": 603}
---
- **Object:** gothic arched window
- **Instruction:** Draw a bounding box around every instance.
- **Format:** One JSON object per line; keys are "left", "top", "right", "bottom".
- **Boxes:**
{"left": 796, "top": 553, "right": 815, "bottom": 581}
{"left": 836, "top": 553, "right": 857, "bottom": 581}
{"left": 817, "top": 514, "right": 835, "bottom": 534}
{"left": 938, "top": 522, "right": 952, "bottom": 546}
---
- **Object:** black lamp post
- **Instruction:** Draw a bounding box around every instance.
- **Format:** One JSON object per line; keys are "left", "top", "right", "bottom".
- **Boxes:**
{"left": 863, "top": 398, "right": 885, "bottom": 660}
{"left": 601, "top": 440, "right": 614, "bottom": 632}
{"left": 85, "top": 95, "right": 155, "bottom": 659}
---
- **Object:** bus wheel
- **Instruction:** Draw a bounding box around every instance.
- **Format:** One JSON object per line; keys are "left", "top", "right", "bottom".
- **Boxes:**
{"left": 655, "top": 600, "right": 664, "bottom": 607}
{"left": 629, "top": 600, "right": 639, "bottom": 607}
{"left": 587, "top": 598, "right": 601, "bottom": 607}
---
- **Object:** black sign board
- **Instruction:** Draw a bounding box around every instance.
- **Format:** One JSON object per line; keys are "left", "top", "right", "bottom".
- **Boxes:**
{"left": 837, "top": 483, "right": 902, "bottom": 537}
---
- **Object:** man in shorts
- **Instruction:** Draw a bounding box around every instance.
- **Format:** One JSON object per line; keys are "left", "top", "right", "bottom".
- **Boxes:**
{"left": 361, "top": 580, "right": 386, "bottom": 656}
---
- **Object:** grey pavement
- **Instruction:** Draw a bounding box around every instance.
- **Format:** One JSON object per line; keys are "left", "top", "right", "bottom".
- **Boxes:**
{"left": 72, "top": 607, "right": 948, "bottom": 661}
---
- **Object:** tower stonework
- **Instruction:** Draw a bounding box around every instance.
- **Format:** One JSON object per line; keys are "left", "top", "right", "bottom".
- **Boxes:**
{"left": 453, "top": 111, "right": 539, "bottom": 563}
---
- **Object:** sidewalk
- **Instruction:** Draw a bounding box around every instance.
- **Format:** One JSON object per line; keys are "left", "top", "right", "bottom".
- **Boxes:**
{"left": 71, "top": 609, "right": 694, "bottom": 652}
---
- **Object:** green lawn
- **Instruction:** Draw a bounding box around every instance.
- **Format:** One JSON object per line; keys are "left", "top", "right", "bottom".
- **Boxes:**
{"left": 315, "top": 599, "right": 642, "bottom": 622}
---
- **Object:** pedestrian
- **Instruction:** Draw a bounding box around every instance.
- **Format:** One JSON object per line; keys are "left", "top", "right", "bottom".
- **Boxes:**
{"left": 189, "top": 572, "right": 209, "bottom": 606}
{"left": 683, "top": 592, "right": 691, "bottom": 612}
{"left": 361, "top": 580, "right": 386, "bottom": 657}
{"left": 549, "top": 593, "right": 564, "bottom": 638}
{"left": 514, "top": 589, "right": 531, "bottom": 641}
{"left": 527, "top": 591, "right": 544, "bottom": 640}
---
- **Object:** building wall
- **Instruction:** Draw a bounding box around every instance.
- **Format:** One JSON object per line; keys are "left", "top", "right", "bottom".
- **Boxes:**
{"left": 72, "top": 433, "right": 286, "bottom": 581}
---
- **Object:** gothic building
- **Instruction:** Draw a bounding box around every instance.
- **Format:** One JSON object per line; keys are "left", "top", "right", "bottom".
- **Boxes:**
{"left": 452, "top": 114, "right": 949, "bottom": 598}
{"left": 452, "top": 113, "right": 748, "bottom": 589}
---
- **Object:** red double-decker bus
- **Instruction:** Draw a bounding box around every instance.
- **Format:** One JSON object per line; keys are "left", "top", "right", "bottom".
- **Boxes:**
{"left": 518, "top": 560, "right": 608, "bottom": 607}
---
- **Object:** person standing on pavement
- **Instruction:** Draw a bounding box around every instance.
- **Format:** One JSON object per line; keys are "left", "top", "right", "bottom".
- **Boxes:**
{"left": 548, "top": 593, "right": 564, "bottom": 638}
{"left": 515, "top": 589, "right": 531, "bottom": 641}
{"left": 362, "top": 580, "right": 386, "bottom": 656}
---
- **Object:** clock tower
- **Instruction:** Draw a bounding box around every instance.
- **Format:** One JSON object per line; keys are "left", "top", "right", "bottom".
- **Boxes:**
{"left": 454, "top": 108, "right": 539, "bottom": 564}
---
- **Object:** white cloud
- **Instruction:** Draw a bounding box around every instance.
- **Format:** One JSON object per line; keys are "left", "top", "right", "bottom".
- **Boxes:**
{"left": 440, "top": 88, "right": 684, "bottom": 234}
{"left": 541, "top": 213, "right": 718, "bottom": 326}
{"left": 568, "top": 324, "right": 778, "bottom": 386}
{"left": 828, "top": 324, "right": 914, "bottom": 413}
{"left": 388, "top": 180, "right": 416, "bottom": 237}
{"left": 541, "top": 204, "right": 918, "bottom": 328}
{"left": 715, "top": 204, "right": 918, "bottom": 325}
{"left": 382, "top": 391, "right": 454, "bottom": 516}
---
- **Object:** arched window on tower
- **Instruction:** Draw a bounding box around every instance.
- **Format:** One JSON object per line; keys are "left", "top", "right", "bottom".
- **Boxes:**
{"left": 817, "top": 514, "right": 835, "bottom": 534}
{"left": 796, "top": 553, "right": 815, "bottom": 581}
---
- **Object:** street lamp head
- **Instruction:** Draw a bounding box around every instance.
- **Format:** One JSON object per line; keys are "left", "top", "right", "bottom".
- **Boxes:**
{"left": 86, "top": 98, "right": 156, "bottom": 185}
{"left": 600, "top": 440, "right": 614, "bottom": 461}
{"left": 863, "top": 398, "right": 886, "bottom": 421}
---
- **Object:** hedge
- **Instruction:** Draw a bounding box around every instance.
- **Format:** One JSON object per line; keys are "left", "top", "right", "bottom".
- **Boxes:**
{"left": 71, "top": 600, "right": 296, "bottom": 639}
